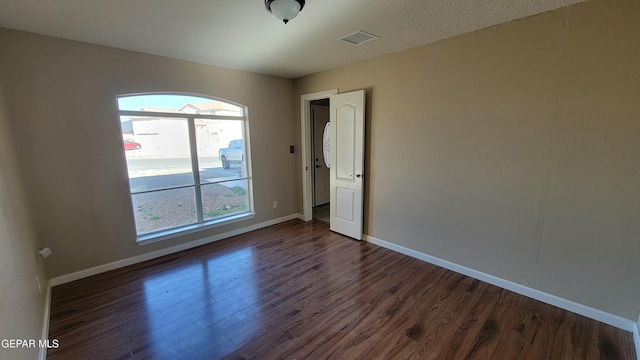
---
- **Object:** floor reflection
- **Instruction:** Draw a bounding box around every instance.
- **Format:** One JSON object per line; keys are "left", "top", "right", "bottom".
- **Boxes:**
{"left": 142, "top": 246, "right": 258, "bottom": 358}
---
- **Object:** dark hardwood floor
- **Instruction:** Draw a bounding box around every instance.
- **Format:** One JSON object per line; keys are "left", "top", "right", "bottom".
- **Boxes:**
{"left": 47, "top": 220, "right": 636, "bottom": 359}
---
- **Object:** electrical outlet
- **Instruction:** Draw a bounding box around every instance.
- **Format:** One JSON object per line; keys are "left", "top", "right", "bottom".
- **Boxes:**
{"left": 36, "top": 277, "right": 41, "bottom": 294}
{"left": 273, "top": 201, "right": 278, "bottom": 209}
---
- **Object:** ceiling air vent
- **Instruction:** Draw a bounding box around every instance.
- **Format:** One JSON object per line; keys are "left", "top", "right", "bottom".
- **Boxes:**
{"left": 339, "top": 31, "right": 379, "bottom": 45}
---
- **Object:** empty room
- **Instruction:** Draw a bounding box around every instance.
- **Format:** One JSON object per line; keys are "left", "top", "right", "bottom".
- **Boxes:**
{"left": 0, "top": 0, "right": 639, "bottom": 359}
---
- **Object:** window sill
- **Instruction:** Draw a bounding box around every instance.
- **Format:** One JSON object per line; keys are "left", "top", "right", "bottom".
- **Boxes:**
{"left": 136, "top": 212, "right": 256, "bottom": 246}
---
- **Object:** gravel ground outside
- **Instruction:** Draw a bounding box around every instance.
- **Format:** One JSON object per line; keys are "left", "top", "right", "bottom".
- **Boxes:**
{"left": 124, "top": 155, "right": 249, "bottom": 234}
{"left": 132, "top": 182, "right": 248, "bottom": 234}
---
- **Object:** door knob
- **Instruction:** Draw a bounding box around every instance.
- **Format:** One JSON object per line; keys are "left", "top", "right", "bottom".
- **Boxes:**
{"left": 356, "top": 174, "right": 362, "bottom": 178}
{"left": 316, "top": 165, "right": 322, "bottom": 168}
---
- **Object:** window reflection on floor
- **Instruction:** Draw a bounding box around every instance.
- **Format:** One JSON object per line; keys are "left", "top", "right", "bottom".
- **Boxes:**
{"left": 142, "top": 247, "right": 258, "bottom": 357}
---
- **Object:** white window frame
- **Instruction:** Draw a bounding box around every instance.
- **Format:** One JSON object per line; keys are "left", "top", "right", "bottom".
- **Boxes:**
{"left": 117, "top": 94, "right": 254, "bottom": 245}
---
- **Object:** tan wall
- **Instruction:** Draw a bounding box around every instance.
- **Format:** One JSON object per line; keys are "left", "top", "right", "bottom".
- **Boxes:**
{"left": 0, "top": 29, "right": 297, "bottom": 278}
{"left": 294, "top": 0, "right": 640, "bottom": 320}
{"left": 0, "top": 84, "right": 48, "bottom": 359}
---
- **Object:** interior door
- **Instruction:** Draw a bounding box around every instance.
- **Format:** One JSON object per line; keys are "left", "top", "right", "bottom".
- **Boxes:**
{"left": 330, "top": 90, "right": 365, "bottom": 240}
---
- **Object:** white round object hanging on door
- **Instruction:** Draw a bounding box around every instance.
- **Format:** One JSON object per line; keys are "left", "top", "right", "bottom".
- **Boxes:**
{"left": 323, "top": 122, "right": 330, "bottom": 168}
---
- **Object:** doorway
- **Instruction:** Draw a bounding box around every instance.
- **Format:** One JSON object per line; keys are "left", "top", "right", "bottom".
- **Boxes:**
{"left": 311, "top": 100, "right": 330, "bottom": 222}
{"left": 300, "top": 89, "right": 337, "bottom": 222}
{"left": 300, "top": 89, "right": 366, "bottom": 239}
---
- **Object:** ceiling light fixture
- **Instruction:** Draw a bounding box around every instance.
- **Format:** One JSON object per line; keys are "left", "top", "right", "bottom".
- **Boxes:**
{"left": 265, "top": 0, "right": 305, "bottom": 24}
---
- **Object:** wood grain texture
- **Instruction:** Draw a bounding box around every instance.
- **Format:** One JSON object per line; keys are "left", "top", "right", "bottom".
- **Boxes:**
{"left": 47, "top": 220, "right": 636, "bottom": 359}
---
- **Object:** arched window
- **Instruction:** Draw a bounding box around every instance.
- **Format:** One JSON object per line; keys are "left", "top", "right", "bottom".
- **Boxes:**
{"left": 118, "top": 93, "right": 253, "bottom": 242}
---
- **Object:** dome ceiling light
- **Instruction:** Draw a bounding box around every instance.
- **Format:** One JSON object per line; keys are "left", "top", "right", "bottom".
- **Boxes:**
{"left": 265, "top": 0, "right": 305, "bottom": 24}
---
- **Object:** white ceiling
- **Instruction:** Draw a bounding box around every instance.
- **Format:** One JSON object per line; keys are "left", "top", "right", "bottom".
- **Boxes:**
{"left": 0, "top": 0, "right": 584, "bottom": 79}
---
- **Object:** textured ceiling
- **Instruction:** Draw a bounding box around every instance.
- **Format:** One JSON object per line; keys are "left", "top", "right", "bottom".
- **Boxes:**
{"left": 0, "top": 0, "right": 584, "bottom": 78}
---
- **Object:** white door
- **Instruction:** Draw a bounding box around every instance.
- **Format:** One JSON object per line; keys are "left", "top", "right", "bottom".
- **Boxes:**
{"left": 312, "top": 105, "right": 330, "bottom": 206}
{"left": 330, "top": 90, "right": 365, "bottom": 240}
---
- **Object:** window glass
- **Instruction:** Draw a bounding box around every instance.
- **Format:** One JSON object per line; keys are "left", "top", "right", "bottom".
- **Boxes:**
{"left": 201, "top": 180, "right": 250, "bottom": 221}
{"left": 118, "top": 94, "right": 252, "bottom": 238}
{"left": 118, "top": 94, "right": 244, "bottom": 116}
{"left": 131, "top": 188, "right": 197, "bottom": 234}
{"left": 122, "top": 116, "right": 194, "bottom": 193}
{"left": 195, "top": 119, "right": 247, "bottom": 183}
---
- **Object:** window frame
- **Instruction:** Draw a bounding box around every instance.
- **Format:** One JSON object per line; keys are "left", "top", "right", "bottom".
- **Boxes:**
{"left": 117, "top": 94, "right": 255, "bottom": 245}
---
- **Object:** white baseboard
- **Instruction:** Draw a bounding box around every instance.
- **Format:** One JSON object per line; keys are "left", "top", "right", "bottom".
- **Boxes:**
{"left": 633, "top": 321, "right": 640, "bottom": 360}
{"left": 49, "top": 214, "right": 301, "bottom": 287}
{"left": 364, "top": 234, "right": 636, "bottom": 332}
{"left": 256, "top": 213, "right": 304, "bottom": 229}
{"left": 38, "top": 281, "right": 51, "bottom": 360}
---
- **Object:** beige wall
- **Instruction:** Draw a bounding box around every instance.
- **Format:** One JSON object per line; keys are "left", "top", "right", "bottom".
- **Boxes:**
{"left": 0, "top": 84, "right": 48, "bottom": 359}
{"left": 294, "top": 0, "right": 640, "bottom": 320}
{"left": 0, "top": 29, "right": 297, "bottom": 278}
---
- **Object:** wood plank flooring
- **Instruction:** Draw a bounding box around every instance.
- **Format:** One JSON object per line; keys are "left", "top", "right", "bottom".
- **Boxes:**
{"left": 47, "top": 220, "right": 636, "bottom": 359}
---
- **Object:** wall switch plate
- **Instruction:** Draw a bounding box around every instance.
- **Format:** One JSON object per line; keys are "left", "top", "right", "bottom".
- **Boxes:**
{"left": 290, "top": 145, "right": 295, "bottom": 153}
{"left": 273, "top": 201, "right": 278, "bottom": 209}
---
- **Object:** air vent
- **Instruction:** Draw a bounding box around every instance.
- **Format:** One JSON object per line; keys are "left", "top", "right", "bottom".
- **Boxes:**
{"left": 339, "top": 31, "right": 379, "bottom": 45}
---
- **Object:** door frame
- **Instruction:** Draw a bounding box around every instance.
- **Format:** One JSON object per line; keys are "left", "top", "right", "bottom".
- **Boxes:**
{"left": 300, "top": 89, "right": 338, "bottom": 221}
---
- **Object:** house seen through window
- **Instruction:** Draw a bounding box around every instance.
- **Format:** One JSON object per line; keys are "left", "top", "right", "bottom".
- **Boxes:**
{"left": 118, "top": 94, "right": 253, "bottom": 239}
